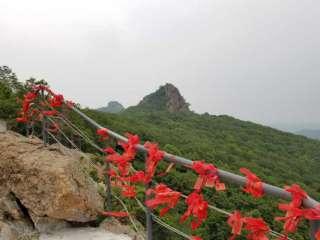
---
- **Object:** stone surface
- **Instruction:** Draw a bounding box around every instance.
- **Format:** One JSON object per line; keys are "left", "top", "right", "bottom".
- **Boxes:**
{"left": 29, "top": 213, "right": 70, "bottom": 234}
{"left": 39, "top": 227, "right": 131, "bottom": 240}
{"left": 0, "top": 188, "right": 37, "bottom": 240}
{"left": 100, "top": 218, "right": 145, "bottom": 240}
{"left": 138, "top": 83, "right": 190, "bottom": 112}
{"left": 0, "top": 131, "right": 104, "bottom": 225}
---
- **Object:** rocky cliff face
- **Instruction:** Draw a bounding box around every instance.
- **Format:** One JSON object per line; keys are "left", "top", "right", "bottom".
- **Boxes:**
{"left": 137, "top": 83, "right": 189, "bottom": 113}
{"left": 0, "top": 131, "right": 104, "bottom": 239}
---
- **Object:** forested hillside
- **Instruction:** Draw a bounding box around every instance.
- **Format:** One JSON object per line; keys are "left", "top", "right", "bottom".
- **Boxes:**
{"left": 1, "top": 66, "right": 320, "bottom": 239}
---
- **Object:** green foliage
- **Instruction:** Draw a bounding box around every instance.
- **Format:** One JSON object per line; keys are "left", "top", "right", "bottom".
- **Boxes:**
{"left": 1, "top": 66, "right": 319, "bottom": 239}
{"left": 80, "top": 108, "right": 320, "bottom": 239}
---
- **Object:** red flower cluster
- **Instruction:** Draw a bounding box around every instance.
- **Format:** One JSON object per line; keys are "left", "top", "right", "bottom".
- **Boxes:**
{"left": 144, "top": 142, "right": 164, "bottom": 183}
{"left": 145, "top": 184, "right": 181, "bottom": 216}
{"left": 119, "top": 133, "right": 140, "bottom": 160}
{"left": 105, "top": 134, "right": 140, "bottom": 198}
{"left": 180, "top": 191, "right": 208, "bottom": 230}
{"left": 304, "top": 205, "right": 320, "bottom": 220}
{"left": 192, "top": 161, "right": 225, "bottom": 192}
{"left": 244, "top": 218, "right": 269, "bottom": 240}
{"left": 227, "top": 211, "right": 269, "bottom": 240}
{"left": 16, "top": 85, "right": 67, "bottom": 123}
{"left": 119, "top": 171, "right": 146, "bottom": 184}
{"left": 240, "top": 168, "right": 264, "bottom": 198}
{"left": 275, "top": 184, "right": 307, "bottom": 235}
{"left": 16, "top": 92, "right": 38, "bottom": 122}
{"left": 227, "top": 211, "right": 244, "bottom": 240}
{"left": 49, "top": 94, "right": 64, "bottom": 108}
{"left": 316, "top": 230, "right": 320, "bottom": 240}
{"left": 97, "top": 128, "right": 109, "bottom": 141}
{"left": 42, "top": 110, "right": 58, "bottom": 116}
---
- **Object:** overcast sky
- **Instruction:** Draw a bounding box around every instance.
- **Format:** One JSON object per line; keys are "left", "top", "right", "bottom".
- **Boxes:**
{"left": 1, "top": 0, "right": 319, "bottom": 131}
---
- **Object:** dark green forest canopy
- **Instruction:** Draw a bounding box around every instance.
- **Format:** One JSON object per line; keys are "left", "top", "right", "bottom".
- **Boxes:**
{"left": 1, "top": 66, "right": 319, "bottom": 239}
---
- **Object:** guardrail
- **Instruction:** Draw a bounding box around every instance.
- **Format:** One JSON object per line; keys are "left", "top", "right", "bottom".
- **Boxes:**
{"left": 69, "top": 106, "right": 320, "bottom": 240}
{"left": 28, "top": 88, "right": 319, "bottom": 240}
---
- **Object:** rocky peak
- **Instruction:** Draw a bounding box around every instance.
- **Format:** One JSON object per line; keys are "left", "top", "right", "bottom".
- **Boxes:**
{"left": 138, "top": 83, "right": 189, "bottom": 112}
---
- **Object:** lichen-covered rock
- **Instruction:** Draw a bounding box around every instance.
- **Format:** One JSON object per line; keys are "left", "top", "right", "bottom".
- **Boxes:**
{"left": 0, "top": 131, "right": 104, "bottom": 224}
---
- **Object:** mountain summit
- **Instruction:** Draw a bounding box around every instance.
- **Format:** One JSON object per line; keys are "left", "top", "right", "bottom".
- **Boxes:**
{"left": 137, "top": 83, "right": 189, "bottom": 112}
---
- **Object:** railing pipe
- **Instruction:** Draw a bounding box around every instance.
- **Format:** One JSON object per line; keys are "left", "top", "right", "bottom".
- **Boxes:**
{"left": 72, "top": 106, "right": 319, "bottom": 209}
{"left": 72, "top": 106, "right": 320, "bottom": 239}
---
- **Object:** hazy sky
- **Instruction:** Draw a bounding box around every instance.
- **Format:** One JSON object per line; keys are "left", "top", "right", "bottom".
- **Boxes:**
{"left": 1, "top": 0, "right": 319, "bottom": 131}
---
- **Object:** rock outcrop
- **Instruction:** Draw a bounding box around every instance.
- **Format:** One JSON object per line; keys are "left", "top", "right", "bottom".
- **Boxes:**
{"left": 137, "top": 83, "right": 189, "bottom": 112}
{"left": 0, "top": 131, "right": 104, "bottom": 238}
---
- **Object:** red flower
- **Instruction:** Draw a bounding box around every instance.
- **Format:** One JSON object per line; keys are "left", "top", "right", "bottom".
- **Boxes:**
{"left": 16, "top": 117, "right": 28, "bottom": 123}
{"left": 121, "top": 185, "right": 136, "bottom": 198}
{"left": 101, "top": 211, "right": 129, "bottom": 217}
{"left": 120, "top": 171, "right": 146, "bottom": 184}
{"left": 284, "top": 184, "right": 307, "bottom": 207}
{"left": 104, "top": 147, "right": 116, "bottom": 154}
{"left": 144, "top": 142, "right": 164, "bottom": 183}
{"left": 227, "top": 211, "right": 244, "bottom": 240}
{"left": 275, "top": 184, "right": 308, "bottom": 234}
{"left": 22, "top": 92, "right": 37, "bottom": 112}
{"left": 240, "top": 168, "right": 264, "bottom": 198}
{"left": 42, "top": 110, "right": 58, "bottom": 116}
{"left": 119, "top": 133, "right": 139, "bottom": 160}
{"left": 107, "top": 153, "right": 131, "bottom": 177}
{"left": 191, "top": 236, "right": 203, "bottom": 240}
{"left": 180, "top": 191, "right": 208, "bottom": 230}
{"left": 304, "top": 205, "right": 320, "bottom": 220}
{"left": 275, "top": 203, "right": 304, "bottom": 233}
{"left": 48, "top": 122, "right": 60, "bottom": 133}
{"left": 96, "top": 128, "right": 109, "bottom": 141}
{"left": 145, "top": 184, "right": 181, "bottom": 216}
{"left": 192, "top": 160, "right": 225, "bottom": 192}
{"left": 244, "top": 217, "right": 270, "bottom": 240}
{"left": 16, "top": 91, "right": 38, "bottom": 123}
{"left": 315, "top": 230, "right": 320, "bottom": 240}
{"left": 49, "top": 94, "right": 64, "bottom": 107}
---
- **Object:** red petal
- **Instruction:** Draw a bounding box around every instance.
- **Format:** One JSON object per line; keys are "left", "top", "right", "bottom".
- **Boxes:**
{"left": 315, "top": 230, "right": 320, "bottom": 240}
{"left": 191, "top": 236, "right": 203, "bottom": 240}
{"left": 240, "top": 168, "right": 264, "bottom": 198}
{"left": 227, "top": 211, "right": 244, "bottom": 239}
{"left": 101, "top": 211, "right": 129, "bottom": 217}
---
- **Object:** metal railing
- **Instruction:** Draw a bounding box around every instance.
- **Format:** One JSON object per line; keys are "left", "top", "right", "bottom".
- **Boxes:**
{"left": 38, "top": 103, "right": 320, "bottom": 240}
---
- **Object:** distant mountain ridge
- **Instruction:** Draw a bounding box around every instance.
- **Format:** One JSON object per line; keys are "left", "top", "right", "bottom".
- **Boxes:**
{"left": 296, "top": 129, "right": 320, "bottom": 140}
{"left": 96, "top": 101, "right": 124, "bottom": 113}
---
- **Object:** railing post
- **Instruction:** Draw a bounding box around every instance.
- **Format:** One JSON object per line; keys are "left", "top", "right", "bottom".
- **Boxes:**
{"left": 104, "top": 159, "right": 112, "bottom": 210}
{"left": 145, "top": 153, "right": 153, "bottom": 240}
{"left": 310, "top": 220, "right": 320, "bottom": 240}
{"left": 146, "top": 181, "right": 153, "bottom": 240}
{"left": 41, "top": 90, "right": 47, "bottom": 146}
